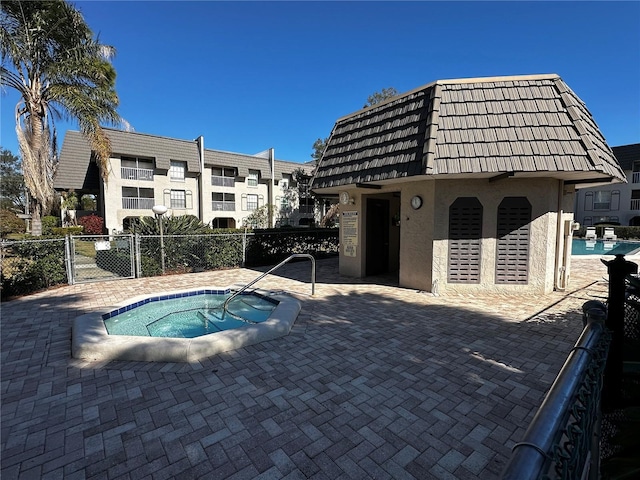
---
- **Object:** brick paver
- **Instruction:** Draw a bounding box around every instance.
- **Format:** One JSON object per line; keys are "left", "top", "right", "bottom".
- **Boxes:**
{"left": 1, "top": 256, "right": 613, "bottom": 479}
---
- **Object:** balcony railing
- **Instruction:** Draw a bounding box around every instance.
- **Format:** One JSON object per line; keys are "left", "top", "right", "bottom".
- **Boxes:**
{"left": 211, "top": 176, "right": 234, "bottom": 187}
{"left": 633, "top": 172, "right": 640, "bottom": 184}
{"left": 212, "top": 201, "right": 235, "bottom": 211}
{"left": 121, "top": 167, "right": 154, "bottom": 181}
{"left": 122, "top": 197, "right": 155, "bottom": 210}
{"left": 631, "top": 199, "right": 640, "bottom": 210}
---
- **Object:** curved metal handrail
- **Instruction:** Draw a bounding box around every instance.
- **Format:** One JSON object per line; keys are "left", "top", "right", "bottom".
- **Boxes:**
{"left": 223, "top": 253, "right": 316, "bottom": 311}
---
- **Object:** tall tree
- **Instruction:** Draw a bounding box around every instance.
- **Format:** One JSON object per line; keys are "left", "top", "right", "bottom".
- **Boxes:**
{"left": 0, "top": 0, "right": 124, "bottom": 234}
{"left": 311, "top": 137, "right": 328, "bottom": 162}
{"left": 0, "top": 147, "right": 26, "bottom": 212}
{"left": 363, "top": 87, "right": 399, "bottom": 108}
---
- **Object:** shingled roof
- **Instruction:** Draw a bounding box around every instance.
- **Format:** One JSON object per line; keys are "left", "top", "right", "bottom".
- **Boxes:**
{"left": 311, "top": 74, "right": 625, "bottom": 190}
{"left": 612, "top": 143, "right": 640, "bottom": 171}
{"left": 203, "top": 150, "right": 313, "bottom": 179}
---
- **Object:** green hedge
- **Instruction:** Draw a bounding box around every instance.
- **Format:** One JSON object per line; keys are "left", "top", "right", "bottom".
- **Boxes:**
{"left": 245, "top": 228, "right": 339, "bottom": 267}
{"left": 1, "top": 239, "right": 67, "bottom": 299}
{"left": 96, "top": 250, "right": 133, "bottom": 277}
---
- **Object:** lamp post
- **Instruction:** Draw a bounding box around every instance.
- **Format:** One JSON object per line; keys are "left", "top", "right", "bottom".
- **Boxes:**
{"left": 152, "top": 205, "right": 168, "bottom": 273}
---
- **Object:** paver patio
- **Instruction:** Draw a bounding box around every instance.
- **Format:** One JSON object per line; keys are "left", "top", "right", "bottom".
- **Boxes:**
{"left": 1, "top": 256, "right": 614, "bottom": 479}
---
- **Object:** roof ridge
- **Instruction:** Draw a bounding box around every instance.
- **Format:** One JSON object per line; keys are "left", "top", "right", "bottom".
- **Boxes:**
{"left": 100, "top": 127, "right": 198, "bottom": 145}
{"left": 336, "top": 73, "right": 561, "bottom": 122}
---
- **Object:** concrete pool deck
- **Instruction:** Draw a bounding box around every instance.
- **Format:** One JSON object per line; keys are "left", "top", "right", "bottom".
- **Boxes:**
{"left": 0, "top": 256, "right": 620, "bottom": 479}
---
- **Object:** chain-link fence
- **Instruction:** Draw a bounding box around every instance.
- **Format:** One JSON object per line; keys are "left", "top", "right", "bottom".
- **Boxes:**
{"left": 1, "top": 229, "right": 339, "bottom": 299}
{"left": 70, "top": 234, "right": 136, "bottom": 284}
{"left": 137, "top": 233, "right": 246, "bottom": 277}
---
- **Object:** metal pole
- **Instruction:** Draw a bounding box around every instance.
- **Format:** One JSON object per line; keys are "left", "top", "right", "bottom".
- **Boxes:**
{"left": 158, "top": 214, "right": 165, "bottom": 274}
{"left": 65, "top": 235, "right": 74, "bottom": 285}
{"left": 135, "top": 234, "right": 141, "bottom": 278}
{"left": 601, "top": 254, "right": 637, "bottom": 409}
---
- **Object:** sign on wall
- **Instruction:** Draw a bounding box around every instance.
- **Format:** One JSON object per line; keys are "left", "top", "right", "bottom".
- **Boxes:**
{"left": 342, "top": 211, "right": 358, "bottom": 257}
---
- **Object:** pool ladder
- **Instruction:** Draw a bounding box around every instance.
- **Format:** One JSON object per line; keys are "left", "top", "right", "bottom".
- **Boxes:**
{"left": 223, "top": 254, "right": 316, "bottom": 312}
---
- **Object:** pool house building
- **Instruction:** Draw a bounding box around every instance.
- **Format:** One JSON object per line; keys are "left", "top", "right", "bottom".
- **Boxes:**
{"left": 311, "top": 74, "right": 626, "bottom": 295}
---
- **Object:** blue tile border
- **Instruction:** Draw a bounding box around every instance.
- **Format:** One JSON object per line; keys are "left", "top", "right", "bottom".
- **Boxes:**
{"left": 102, "top": 288, "right": 237, "bottom": 321}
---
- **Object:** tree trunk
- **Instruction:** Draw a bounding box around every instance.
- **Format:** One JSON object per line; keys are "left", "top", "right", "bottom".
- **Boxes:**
{"left": 31, "top": 201, "right": 42, "bottom": 236}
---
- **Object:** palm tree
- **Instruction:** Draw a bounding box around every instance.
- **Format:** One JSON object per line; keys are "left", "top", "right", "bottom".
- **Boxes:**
{"left": 0, "top": 0, "right": 124, "bottom": 234}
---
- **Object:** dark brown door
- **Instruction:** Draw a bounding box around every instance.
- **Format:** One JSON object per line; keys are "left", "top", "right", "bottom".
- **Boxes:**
{"left": 366, "top": 198, "right": 390, "bottom": 275}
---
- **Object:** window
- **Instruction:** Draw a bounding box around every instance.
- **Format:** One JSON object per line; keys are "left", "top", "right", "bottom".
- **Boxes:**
{"left": 121, "top": 187, "right": 155, "bottom": 209}
{"left": 120, "top": 156, "right": 154, "bottom": 181}
{"left": 248, "top": 170, "right": 259, "bottom": 187}
{"left": 211, "top": 167, "right": 235, "bottom": 187}
{"left": 280, "top": 196, "right": 289, "bottom": 209}
{"left": 593, "top": 191, "right": 612, "bottom": 210}
{"left": 247, "top": 194, "right": 258, "bottom": 211}
{"left": 280, "top": 178, "right": 289, "bottom": 190}
{"left": 448, "top": 197, "right": 483, "bottom": 283}
{"left": 212, "top": 192, "right": 235, "bottom": 211}
{"left": 170, "top": 190, "right": 186, "bottom": 209}
{"left": 170, "top": 161, "right": 185, "bottom": 181}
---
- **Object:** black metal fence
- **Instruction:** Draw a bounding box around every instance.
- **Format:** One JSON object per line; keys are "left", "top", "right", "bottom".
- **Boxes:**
{"left": 501, "top": 303, "right": 610, "bottom": 480}
{"left": 502, "top": 254, "right": 640, "bottom": 479}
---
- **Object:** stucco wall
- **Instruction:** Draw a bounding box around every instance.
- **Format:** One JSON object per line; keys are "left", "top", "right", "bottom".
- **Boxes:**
{"left": 574, "top": 176, "right": 634, "bottom": 226}
{"left": 430, "top": 178, "right": 562, "bottom": 295}
{"left": 336, "top": 177, "right": 571, "bottom": 295}
{"left": 399, "top": 182, "right": 435, "bottom": 291}
{"left": 200, "top": 166, "right": 271, "bottom": 227}
{"left": 102, "top": 156, "right": 200, "bottom": 232}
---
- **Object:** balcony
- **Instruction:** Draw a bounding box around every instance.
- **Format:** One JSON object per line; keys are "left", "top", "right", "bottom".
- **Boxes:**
{"left": 122, "top": 197, "right": 155, "bottom": 210}
{"left": 211, "top": 176, "right": 234, "bottom": 187}
{"left": 212, "top": 201, "right": 235, "bottom": 211}
{"left": 633, "top": 172, "right": 640, "bottom": 184}
{"left": 631, "top": 199, "right": 640, "bottom": 210}
{"left": 121, "top": 167, "right": 154, "bottom": 181}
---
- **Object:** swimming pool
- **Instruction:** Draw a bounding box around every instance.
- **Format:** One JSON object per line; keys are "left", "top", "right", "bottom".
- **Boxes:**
{"left": 103, "top": 290, "right": 277, "bottom": 338}
{"left": 72, "top": 287, "right": 301, "bottom": 362}
{"left": 572, "top": 238, "right": 640, "bottom": 256}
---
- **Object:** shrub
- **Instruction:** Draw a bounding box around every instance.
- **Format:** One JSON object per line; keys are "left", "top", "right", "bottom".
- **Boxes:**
{"left": 41, "top": 216, "right": 60, "bottom": 235}
{"left": 96, "top": 250, "right": 133, "bottom": 277}
{"left": 140, "top": 255, "right": 161, "bottom": 277}
{"left": 1, "top": 239, "right": 67, "bottom": 298}
{"left": 78, "top": 214, "right": 104, "bottom": 235}
{"left": 0, "top": 209, "right": 26, "bottom": 237}
{"left": 245, "top": 228, "right": 339, "bottom": 266}
{"left": 205, "top": 235, "right": 244, "bottom": 269}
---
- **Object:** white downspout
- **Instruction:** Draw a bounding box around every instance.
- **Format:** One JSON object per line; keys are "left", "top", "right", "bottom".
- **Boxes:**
{"left": 269, "top": 147, "right": 275, "bottom": 228}
{"left": 554, "top": 180, "right": 566, "bottom": 291}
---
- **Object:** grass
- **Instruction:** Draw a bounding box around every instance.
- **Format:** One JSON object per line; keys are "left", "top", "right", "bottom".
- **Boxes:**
{"left": 73, "top": 239, "right": 97, "bottom": 258}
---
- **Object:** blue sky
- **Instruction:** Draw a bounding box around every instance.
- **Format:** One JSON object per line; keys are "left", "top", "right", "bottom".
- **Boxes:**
{"left": 1, "top": 1, "right": 639, "bottom": 163}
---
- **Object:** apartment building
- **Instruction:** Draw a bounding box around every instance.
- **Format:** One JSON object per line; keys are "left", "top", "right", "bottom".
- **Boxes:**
{"left": 574, "top": 143, "right": 640, "bottom": 226}
{"left": 54, "top": 129, "right": 317, "bottom": 232}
